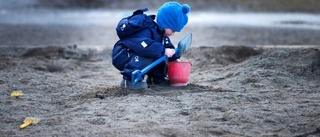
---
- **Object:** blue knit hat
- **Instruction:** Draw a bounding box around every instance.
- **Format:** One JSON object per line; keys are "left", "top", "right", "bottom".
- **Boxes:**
{"left": 157, "top": 1, "right": 190, "bottom": 32}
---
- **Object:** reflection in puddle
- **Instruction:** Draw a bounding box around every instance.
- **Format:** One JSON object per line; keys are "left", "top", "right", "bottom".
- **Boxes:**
{"left": 190, "top": 12, "right": 320, "bottom": 30}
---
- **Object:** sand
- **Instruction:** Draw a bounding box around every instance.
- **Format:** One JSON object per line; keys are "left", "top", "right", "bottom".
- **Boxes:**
{"left": 0, "top": 44, "right": 319, "bottom": 137}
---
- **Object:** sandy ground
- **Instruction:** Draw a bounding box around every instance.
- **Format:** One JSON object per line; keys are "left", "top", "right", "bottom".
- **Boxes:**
{"left": 1, "top": 44, "right": 320, "bottom": 137}
{"left": 1, "top": 1, "right": 320, "bottom": 137}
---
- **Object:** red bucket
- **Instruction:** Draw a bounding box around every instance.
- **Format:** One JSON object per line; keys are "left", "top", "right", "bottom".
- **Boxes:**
{"left": 167, "top": 62, "right": 192, "bottom": 86}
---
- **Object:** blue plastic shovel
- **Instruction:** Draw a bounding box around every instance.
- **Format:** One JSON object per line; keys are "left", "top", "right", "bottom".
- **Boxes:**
{"left": 131, "top": 33, "right": 192, "bottom": 85}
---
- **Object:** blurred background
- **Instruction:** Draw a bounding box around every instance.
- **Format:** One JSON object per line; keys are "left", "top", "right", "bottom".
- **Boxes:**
{"left": 0, "top": 0, "right": 320, "bottom": 48}
{"left": 2, "top": 0, "right": 319, "bottom": 12}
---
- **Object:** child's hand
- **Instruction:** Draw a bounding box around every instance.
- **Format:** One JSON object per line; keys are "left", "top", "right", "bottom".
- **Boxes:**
{"left": 165, "top": 48, "right": 175, "bottom": 57}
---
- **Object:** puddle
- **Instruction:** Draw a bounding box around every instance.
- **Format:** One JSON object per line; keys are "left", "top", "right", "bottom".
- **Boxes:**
{"left": 190, "top": 12, "right": 320, "bottom": 30}
{"left": 0, "top": 9, "right": 320, "bottom": 30}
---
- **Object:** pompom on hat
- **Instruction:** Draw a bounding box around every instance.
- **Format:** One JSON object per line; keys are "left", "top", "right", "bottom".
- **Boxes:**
{"left": 156, "top": 1, "right": 190, "bottom": 32}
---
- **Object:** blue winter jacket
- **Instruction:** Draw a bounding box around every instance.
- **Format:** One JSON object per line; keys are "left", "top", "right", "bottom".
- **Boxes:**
{"left": 112, "top": 12, "right": 180, "bottom": 73}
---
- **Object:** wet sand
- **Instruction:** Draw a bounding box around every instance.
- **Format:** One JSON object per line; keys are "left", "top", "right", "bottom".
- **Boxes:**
{"left": 1, "top": 24, "right": 320, "bottom": 47}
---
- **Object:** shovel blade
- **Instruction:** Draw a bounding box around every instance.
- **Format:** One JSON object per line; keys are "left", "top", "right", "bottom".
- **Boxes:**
{"left": 177, "top": 33, "right": 192, "bottom": 55}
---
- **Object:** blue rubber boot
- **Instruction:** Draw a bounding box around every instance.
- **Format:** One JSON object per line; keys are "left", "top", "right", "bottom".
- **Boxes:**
{"left": 146, "top": 77, "right": 170, "bottom": 86}
{"left": 120, "top": 79, "right": 148, "bottom": 90}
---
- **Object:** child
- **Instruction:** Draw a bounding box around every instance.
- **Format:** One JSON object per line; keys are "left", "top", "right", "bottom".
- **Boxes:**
{"left": 112, "top": 1, "right": 190, "bottom": 90}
